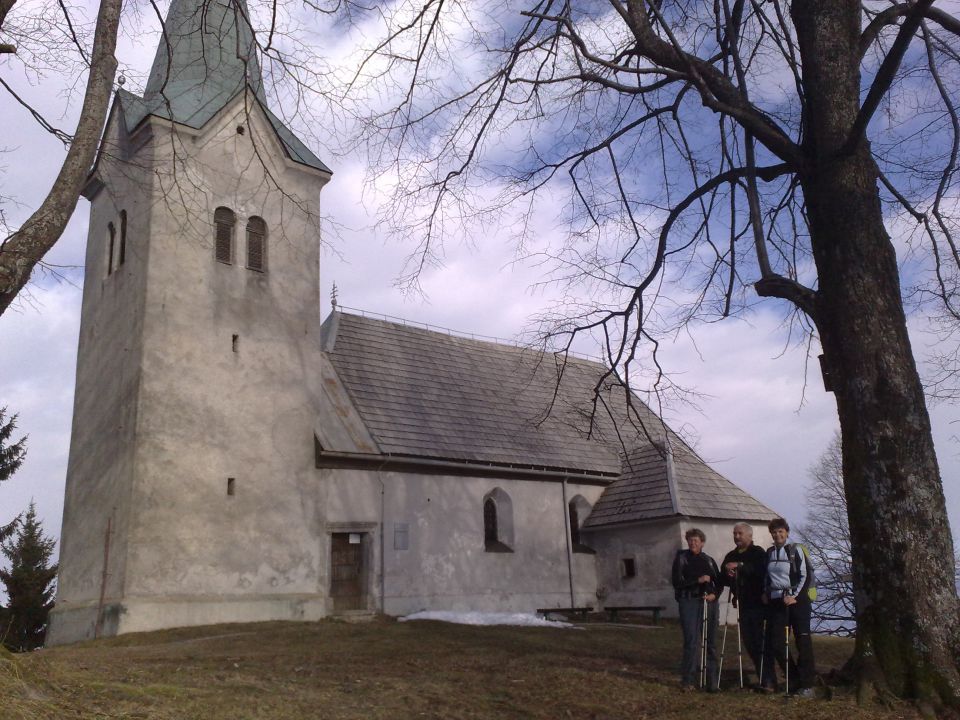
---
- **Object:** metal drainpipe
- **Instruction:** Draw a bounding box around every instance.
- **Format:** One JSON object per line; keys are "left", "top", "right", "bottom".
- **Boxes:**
{"left": 562, "top": 477, "right": 575, "bottom": 607}
{"left": 377, "top": 465, "right": 387, "bottom": 614}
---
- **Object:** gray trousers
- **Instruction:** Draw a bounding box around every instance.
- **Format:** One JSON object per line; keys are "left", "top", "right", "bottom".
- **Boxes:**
{"left": 678, "top": 596, "right": 718, "bottom": 687}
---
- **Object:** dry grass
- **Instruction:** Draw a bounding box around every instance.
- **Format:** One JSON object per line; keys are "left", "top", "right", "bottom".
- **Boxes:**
{"left": 0, "top": 617, "right": 921, "bottom": 719}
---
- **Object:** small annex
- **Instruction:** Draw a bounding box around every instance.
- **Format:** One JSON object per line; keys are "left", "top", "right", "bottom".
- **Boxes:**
{"left": 48, "top": 0, "right": 775, "bottom": 644}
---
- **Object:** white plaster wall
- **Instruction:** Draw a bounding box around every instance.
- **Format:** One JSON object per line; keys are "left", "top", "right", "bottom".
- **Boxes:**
{"left": 123, "top": 97, "right": 329, "bottom": 607}
{"left": 323, "top": 468, "right": 606, "bottom": 615}
{"left": 50, "top": 93, "right": 333, "bottom": 643}
{"left": 48, "top": 110, "right": 155, "bottom": 644}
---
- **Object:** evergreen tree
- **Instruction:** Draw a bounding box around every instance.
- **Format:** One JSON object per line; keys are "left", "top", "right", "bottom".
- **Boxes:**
{"left": 0, "top": 502, "right": 57, "bottom": 651}
{"left": 0, "top": 407, "right": 27, "bottom": 544}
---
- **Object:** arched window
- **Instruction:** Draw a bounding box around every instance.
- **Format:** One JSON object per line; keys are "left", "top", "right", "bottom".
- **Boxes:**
{"left": 483, "top": 487, "right": 514, "bottom": 553}
{"left": 107, "top": 222, "right": 116, "bottom": 275}
{"left": 568, "top": 495, "right": 595, "bottom": 554}
{"left": 246, "top": 215, "right": 266, "bottom": 272}
{"left": 569, "top": 502, "right": 580, "bottom": 545}
{"left": 118, "top": 210, "right": 127, "bottom": 267}
{"left": 484, "top": 498, "right": 498, "bottom": 546}
{"left": 214, "top": 207, "right": 235, "bottom": 264}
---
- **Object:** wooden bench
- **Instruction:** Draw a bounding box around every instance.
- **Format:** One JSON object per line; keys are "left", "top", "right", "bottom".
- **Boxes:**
{"left": 536, "top": 606, "right": 593, "bottom": 620}
{"left": 603, "top": 605, "right": 665, "bottom": 624}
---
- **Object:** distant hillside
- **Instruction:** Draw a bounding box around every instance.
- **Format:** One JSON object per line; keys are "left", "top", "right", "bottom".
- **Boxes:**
{"left": 1, "top": 618, "right": 917, "bottom": 719}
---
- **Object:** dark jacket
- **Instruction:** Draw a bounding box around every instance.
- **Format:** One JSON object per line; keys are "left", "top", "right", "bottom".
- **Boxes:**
{"left": 718, "top": 544, "right": 767, "bottom": 608}
{"left": 671, "top": 549, "right": 721, "bottom": 601}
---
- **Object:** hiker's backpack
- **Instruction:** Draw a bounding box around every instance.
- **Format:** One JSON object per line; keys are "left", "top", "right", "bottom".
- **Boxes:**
{"left": 785, "top": 543, "right": 818, "bottom": 601}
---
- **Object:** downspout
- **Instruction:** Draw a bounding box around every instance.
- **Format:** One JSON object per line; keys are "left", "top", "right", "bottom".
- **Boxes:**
{"left": 377, "top": 463, "right": 387, "bottom": 614}
{"left": 562, "top": 477, "right": 575, "bottom": 607}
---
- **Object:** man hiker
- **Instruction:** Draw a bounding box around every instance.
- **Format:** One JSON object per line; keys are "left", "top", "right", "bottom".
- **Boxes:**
{"left": 719, "top": 522, "right": 771, "bottom": 690}
{"left": 762, "top": 517, "right": 817, "bottom": 698}
{"left": 671, "top": 527, "right": 721, "bottom": 691}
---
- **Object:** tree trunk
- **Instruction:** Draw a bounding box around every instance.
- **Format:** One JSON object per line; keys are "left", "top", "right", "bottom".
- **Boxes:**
{"left": 0, "top": 0, "right": 121, "bottom": 316}
{"left": 793, "top": 1, "right": 960, "bottom": 710}
{"left": 808, "top": 147, "right": 960, "bottom": 711}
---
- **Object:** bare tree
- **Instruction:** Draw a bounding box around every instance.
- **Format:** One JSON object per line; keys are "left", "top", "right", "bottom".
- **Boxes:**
{"left": 800, "top": 434, "right": 960, "bottom": 640}
{"left": 334, "top": 0, "right": 960, "bottom": 710}
{"left": 798, "top": 433, "right": 856, "bottom": 637}
{"left": 0, "top": 0, "right": 122, "bottom": 314}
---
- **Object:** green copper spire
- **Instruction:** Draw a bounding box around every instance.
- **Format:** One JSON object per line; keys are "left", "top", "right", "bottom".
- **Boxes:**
{"left": 142, "top": 0, "right": 264, "bottom": 126}
{"left": 118, "top": 0, "right": 330, "bottom": 173}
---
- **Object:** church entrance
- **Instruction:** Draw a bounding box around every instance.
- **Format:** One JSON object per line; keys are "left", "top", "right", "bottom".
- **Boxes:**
{"left": 330, "top": 532, "right": 366, "bottom": 611}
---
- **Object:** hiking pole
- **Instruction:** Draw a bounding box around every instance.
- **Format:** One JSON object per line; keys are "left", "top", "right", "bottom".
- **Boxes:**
{"left": 717, "top": 590, "right": 732, "bottom": 690}
{"left": 735, "top": 570, "right": 743, "bottom": 689}
{"left": 784, "top": 603, "right": 791, "bottom": 696}
{"left": 759, "top": 618, "right": 767, "bottom": 690}
{"left": 736, "top": 601, "right": 743, "bottom": 689}
{"left": 700, "top": 595, "right": 708, "bottom": 688}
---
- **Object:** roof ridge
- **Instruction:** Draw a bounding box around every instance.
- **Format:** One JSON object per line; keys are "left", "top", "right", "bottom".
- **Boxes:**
{"left": 333, "top": 307, "right": 608, "bottom": 367}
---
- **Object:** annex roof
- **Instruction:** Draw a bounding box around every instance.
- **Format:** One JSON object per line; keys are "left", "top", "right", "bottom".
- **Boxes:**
{"left": 116, "top": 0, "right": 330, "bottom": 174}
{"left": 582, "top": 443, "right": 775, "bottom": 528}
{"left": 322, "top": 311, "right": 775, "bottom": 525}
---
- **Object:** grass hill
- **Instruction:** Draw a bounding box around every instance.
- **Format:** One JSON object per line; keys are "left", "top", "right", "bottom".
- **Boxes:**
{"left": 1, "top": 617, "right": 921, "bottom": 719}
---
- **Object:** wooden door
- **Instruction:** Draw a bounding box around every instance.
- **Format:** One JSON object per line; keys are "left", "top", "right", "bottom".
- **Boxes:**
{"left": 330, "top": 533, "right": 364, "bottom": 611}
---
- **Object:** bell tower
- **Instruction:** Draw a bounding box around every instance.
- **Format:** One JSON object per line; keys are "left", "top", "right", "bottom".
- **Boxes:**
{"left": 48, "top": 0, "right": 332, "bottom": 644}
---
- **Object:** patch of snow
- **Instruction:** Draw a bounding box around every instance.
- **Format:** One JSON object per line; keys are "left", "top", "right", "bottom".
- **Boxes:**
{"left": 399, "top": 611, "right": 574, "bottom": 628}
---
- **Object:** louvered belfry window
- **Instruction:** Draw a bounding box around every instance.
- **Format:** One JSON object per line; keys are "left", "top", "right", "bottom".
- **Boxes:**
{"left": 214, "top": 207, "right": 235, "bottom": 264}
{"left": 246, "top": 216, "right": 266, "bottom": 272}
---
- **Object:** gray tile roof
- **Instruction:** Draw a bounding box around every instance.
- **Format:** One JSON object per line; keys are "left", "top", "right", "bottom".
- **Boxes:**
{"left": 582, "top": 443, "right": 775, "bottom": 528}
{"left": 323, "top": 312, "right": 775, "bottom": 526}
{"left": 117, "top": 0, "right": 330, "bottom": 174}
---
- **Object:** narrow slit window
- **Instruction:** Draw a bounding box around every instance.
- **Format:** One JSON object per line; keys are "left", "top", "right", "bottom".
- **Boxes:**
{"left": 622, "top": 558, "right": 636, "bottom": 578}
{"left": 484, "top": 498, "right": 498, "bottom": 547}
{"left": 214, "top": 207, "right": 235, "bottom": 264}
{"left": 232, "top": 334, "right": 239, "bottom": 353}
{"left": 118, "top": 210, "right": 127, "bottom": 267}
{"left": 568, "top": 496, "right": 594, "bottom": 554}
{"left": 569, "top": 502, "right": 580, "bottom": 546}
{"left": 227, "top": 478, "right": 235, "bottom": 496}
{"left": 107, "top": 222, "right": 116, "bottom": 275}
{"left": 246, "top": 216, "right": 266, "bottom": 272}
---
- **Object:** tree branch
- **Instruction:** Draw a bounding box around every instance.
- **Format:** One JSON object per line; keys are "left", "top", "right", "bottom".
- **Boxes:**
{"left": 754, "top": 274, "right": 818, "bottom": 322}
{"left": 616, "top": 0, "right": 803, "bottom": 166}
{"left": 0, "top": 0, "right": 121, "bottom": 314}
{"left": 847, "top": 0, "right": 936, "bottom": 153}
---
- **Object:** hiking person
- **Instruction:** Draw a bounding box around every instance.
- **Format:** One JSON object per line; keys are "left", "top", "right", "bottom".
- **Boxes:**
{"left": 671, "top": 528, "right": 721, "bottom": 691}
{"left": 719, "top": 522, "right": 771, "bottom": 690}
{"left": 762, "top": 517, "right": 817, "bottom": 698}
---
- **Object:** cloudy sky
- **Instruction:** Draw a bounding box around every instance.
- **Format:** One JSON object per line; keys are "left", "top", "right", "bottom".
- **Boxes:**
{"left": 0, "top": 0, "right": 958, "bottom": 568}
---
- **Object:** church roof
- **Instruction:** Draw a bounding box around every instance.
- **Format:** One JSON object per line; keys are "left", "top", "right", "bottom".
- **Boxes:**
{"left": 582, "top": 443, "right": 775, "bottom": 527}
{"left": 322, "top": 311, "right": 775, "bottom": 525}
{"left": 117, "top": 0, "right": 330, "bottom": 174}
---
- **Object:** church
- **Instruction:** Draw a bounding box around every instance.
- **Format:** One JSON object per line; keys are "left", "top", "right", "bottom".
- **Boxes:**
{"left": 47, "top": 0, "right": 774, "bottom": 645}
